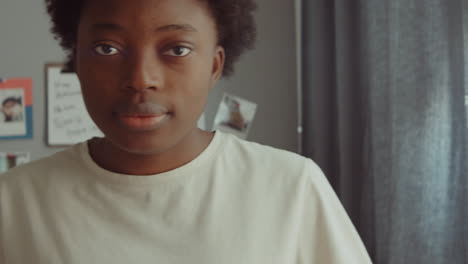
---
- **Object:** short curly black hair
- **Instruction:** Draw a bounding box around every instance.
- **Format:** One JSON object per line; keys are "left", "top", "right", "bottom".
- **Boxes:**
{"left": 44, "top": 0, "right": 257, "bottom": 77}
{"left": 2, "top": 97, "right": 21, "bottom": 107}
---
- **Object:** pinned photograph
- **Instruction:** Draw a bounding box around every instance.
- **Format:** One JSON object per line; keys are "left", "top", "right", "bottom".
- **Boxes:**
{"left": 213, "top": 93, "right": 257, "bottom": 139}
{"left": 2, "top": 95, "right": 24, "bottom": 122}
{"left": 0, "top": 78, "right": 33, "bottom": 139}
{"left": 0, "top": 152, "right": 30, "bottom": 173}
{"left": 0, "top": 88, "right": 26, "bottom": 137}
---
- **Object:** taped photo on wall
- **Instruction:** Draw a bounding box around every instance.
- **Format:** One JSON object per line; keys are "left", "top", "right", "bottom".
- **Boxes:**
{"left": 213, "top": 93, "right": 257, "bottom": 139}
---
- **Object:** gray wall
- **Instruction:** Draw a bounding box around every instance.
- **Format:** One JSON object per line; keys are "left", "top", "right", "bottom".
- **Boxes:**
{"left": 0, "top": 0, "right": 298, "bottom": 161}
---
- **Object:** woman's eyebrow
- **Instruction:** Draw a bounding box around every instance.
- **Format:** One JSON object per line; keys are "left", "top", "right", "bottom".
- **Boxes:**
{"left": 90, "top": 23, "right": 124, "bottom": 32}
{"left": 156, "top": 24, "right": 198, "bottom": 33}
{"left": 89, "top": 23, "right": 198, "bottom": 33}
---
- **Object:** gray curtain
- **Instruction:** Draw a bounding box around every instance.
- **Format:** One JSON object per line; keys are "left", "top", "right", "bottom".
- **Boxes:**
{"left": 301, "top": 1, "right": 468, "bottom": 263}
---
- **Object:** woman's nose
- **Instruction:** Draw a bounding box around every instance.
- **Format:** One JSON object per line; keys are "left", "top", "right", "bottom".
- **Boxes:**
{"left": 124, "top": 50, "right": 162, "bottom": 92}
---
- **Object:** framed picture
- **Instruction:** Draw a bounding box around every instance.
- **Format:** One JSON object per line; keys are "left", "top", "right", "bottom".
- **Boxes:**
{"left": 0, "top": 78, "right": 33, "bottom": 139}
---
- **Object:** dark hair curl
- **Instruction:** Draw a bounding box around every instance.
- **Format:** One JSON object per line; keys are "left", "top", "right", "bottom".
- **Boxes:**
{"left": 2, "top": 97, "right": 21, "bottom": 107}
{"left": 44, "top": 0, "right": 257, "bottom": 77}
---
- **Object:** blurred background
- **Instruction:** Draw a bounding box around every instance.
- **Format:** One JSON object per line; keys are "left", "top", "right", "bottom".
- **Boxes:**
{"left": 1, "top": 0, "right": 467, "bottom": 263}
{"left": 0, "top": 0, "right": 299, "bottom": 159}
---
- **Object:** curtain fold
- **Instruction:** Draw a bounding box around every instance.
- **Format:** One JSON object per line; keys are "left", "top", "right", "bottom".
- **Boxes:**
{"left": 302, "top": 1, "right": 468, "bottom": 263}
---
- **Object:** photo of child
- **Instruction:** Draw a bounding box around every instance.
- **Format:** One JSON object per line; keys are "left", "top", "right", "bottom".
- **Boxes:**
{"left": 2, "top": 96, "right": 24, "bottom": 122}
{"left": 0, "top": 88, "right": 27, "bottom": 137}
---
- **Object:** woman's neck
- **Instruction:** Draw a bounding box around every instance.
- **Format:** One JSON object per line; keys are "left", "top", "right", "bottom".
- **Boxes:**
{"left": 88, "top": 129, "right": 214, "bottom": 175}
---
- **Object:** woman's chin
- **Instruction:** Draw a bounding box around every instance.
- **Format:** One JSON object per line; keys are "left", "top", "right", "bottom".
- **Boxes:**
{"left": 105, "top": 136, "right": 170, "bottom": 156}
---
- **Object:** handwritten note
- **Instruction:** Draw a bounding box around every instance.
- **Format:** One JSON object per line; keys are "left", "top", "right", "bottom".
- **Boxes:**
{"left": 47, "top": 65, "right": 103, "bottom": 145}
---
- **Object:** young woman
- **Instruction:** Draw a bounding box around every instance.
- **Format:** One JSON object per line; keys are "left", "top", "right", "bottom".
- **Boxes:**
{"left": 0, "top": 0, "right": 372, "bottom": 263}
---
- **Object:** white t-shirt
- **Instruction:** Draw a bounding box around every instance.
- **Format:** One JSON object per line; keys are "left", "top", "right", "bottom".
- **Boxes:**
{"left": 0, "top": 131, "right": 372, "bottom": 263}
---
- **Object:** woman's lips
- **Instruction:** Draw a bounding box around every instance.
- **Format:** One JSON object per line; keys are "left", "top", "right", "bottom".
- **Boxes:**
{"left": 117, "top": 113, "right": 169, "bottom": 131}
{"left": 113, "top": 102, "right": 170, "bottom": 131}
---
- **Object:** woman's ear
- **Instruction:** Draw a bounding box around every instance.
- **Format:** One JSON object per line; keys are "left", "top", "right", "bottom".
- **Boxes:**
{"left": 210, "top": 46, "right": 226, "bottom": 85}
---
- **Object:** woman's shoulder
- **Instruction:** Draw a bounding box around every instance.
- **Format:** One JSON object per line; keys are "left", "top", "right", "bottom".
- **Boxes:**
{"left": 217, "top": 131, "right": 322, "bottom": 183}
{"left": 220, "top": 131, "right": 309, "bottom": 165}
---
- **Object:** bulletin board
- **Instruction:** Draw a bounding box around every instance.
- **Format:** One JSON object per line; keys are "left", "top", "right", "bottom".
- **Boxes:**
{"left": 46, "top": 64, "right": 103, "bottom": 146}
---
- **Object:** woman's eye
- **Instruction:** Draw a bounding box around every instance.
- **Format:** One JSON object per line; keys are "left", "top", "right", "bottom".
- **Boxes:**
{"left": 94, "top": 44, "right": 119, "bottom": 56}
{"left": 164, "top": 46, "right": 192, "bottom": 57}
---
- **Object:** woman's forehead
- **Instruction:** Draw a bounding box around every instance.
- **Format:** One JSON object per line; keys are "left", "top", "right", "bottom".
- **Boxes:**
{"left": 78, "top": 0, "right": 216, "bottom": 36}
{"left": 80, "top": 0, "right": 213, "bottom": 24}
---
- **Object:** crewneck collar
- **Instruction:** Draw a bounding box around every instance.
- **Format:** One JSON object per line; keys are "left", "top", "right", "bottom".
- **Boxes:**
{"left": 78, "top": 130, "right": 225, "bottom": 188}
